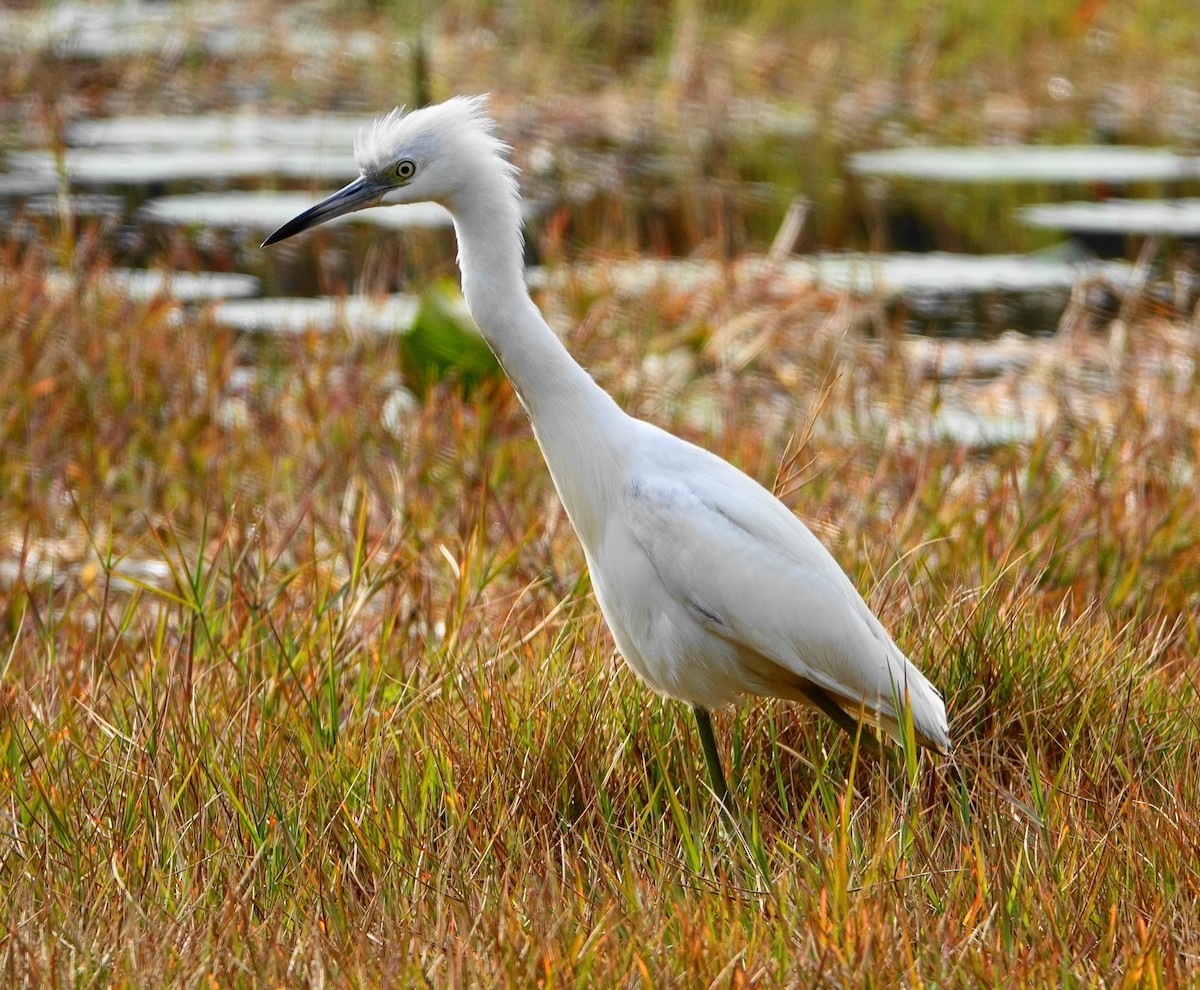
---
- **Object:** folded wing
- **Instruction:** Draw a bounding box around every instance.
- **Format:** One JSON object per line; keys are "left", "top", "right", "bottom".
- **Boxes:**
{"left": 624, "top": 434, "right": 950, "bottom": 750}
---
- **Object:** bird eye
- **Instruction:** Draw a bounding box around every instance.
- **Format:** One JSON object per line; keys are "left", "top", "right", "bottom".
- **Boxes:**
{"left": 395, "top": 160, "right": 416, "bottom": 180}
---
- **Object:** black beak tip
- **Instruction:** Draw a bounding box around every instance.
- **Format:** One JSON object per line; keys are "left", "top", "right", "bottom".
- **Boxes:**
{"left": 261, "top": 208, "right": 325, "bottom": 248}
{"left": 261, "top": 225, "right": 294, "bottom": 248}
{"left": 260, "top": 176, "right": 375, "bottom": 249}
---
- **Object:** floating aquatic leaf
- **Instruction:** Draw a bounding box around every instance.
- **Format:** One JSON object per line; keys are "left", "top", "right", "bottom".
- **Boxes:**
{"left": 1018, "top": 198, "right": 1200, "bottom": 237}
{"left": 10, "top": 148, "right": 356, "bottom": 185}
{"left": 28, "top": 268, "right": 261, "bottom": 303}
{"left": 776, "top": 252, "right": 1134, "bottom": 296}
{"left": 141, "top": 192, "right": 452, "bottom": 233}
{"left": 67, "top": 113, "right": 380, "bottom": 151}
{"left": 850, "top": 145, "right": 1200, "bottom": 183}
{"left": 209, "top": 295, "right": 418, "bottom": 335}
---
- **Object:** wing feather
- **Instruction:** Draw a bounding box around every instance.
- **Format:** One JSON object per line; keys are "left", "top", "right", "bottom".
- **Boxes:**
{"left": 624, "top": 429, "right": 950, "bottom": 749}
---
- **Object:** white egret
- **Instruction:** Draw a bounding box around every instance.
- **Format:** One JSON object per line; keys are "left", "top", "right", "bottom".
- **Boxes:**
{"left": 263, "top": 96, "right": 950, "bottom": 812}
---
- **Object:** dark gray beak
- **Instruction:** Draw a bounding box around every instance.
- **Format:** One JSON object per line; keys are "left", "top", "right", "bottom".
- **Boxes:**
{"left": 262, "top": 175, "right": 387, "bottom": 246}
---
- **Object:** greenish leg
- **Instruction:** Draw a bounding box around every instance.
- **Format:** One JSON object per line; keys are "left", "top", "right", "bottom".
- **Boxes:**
{"left": 802, "top": 685, "right": 882, "bottom": 756}
{"left": 693, "top": 705, "right": 735, "bottom": 816}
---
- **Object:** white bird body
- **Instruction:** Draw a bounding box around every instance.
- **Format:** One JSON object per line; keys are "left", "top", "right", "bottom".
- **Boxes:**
{"left": 554, "top": 413, "right": 948, "bottom": 749}
{"left": 264, "top": 96, "right": 950, "bottom": 806}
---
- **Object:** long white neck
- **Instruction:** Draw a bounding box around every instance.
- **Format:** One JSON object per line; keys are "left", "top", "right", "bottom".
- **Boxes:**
{"left": 447, "top": 168, "right": 629, "bottom": 548}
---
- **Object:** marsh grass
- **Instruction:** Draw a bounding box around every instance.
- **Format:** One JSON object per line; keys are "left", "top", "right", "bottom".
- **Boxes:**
{"left": 2, "top": 1, "right": 1200, "bottom": 985}
{"left": 3, "top": 245, "right": 1198, "bottom": 985}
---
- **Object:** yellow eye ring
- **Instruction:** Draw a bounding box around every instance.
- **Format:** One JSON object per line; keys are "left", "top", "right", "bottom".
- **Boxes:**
{"left": 395, "top": 160, "right": 416, "bottom": 180}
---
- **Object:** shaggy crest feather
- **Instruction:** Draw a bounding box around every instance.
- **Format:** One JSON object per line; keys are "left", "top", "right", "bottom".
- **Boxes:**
{"left": 353, "top": 105, "right": 407, "bottom": 175}
{"left": 353, "top": 95, "right": 518, "bottom": 198}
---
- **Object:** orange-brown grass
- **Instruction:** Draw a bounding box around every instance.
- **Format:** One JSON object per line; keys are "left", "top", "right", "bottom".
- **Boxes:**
{"left": 2, "top": 242, "right": 1198, "bottom": 986}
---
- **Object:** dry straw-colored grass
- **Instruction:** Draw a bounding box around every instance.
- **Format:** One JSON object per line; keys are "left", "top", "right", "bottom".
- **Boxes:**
{"left": 2, "top": 247, "right": 1198, "bottom": 986}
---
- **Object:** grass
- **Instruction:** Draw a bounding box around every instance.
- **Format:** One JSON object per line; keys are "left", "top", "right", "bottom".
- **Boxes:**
{"left": 3, "top": 247, "right": 1198, "bottom": 986}
{"left": 3, "top": 0, "right": 1200, "bottom": 985}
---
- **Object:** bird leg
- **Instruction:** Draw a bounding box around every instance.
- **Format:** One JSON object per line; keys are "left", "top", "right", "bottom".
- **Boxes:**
{"left": 801, "top": 685, "right": 883, "bottom": 757}
{"left": 692, "top": 705, "right": 735, "bottom": 816}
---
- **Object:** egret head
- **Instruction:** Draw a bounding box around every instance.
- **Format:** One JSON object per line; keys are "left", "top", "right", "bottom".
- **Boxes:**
{"left": 263, "top": 94, "right": 517, "bottom": 246}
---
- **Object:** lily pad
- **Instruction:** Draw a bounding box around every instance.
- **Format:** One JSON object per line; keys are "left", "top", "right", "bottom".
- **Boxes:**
{"left": 0, "top": 1, "right": 243, "bottom": 59}
{"left": 36, "top": 268, "right": 261, "bottom": 302}
{"left": 66, "top": 114, "right": 380, "bottom": 151}
{"left": 1018, "top": 198, "right": 1200, "bottom": 237}
{"left": 0, "top": 172, "right": 58, "bottom": 198}
{"left": 141, "top": 192, "right": 452, "bottom": 233}
{"left": 209, "top": 295, "right": 420, "bottom": 335}
{"left": 850, "top": 146, "right": 1200, "bottom": 184}
{"left": 776, "top": 252, "right": 1133, "bottom": 296}
{"left": 0, "top": 3, "right": 383, "bottom": 60}
{"left": 25, "top": 193, "right": 126, "bottom": 218}
{"left": 7, "top": 148, "right": 357, "bottom": 186}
